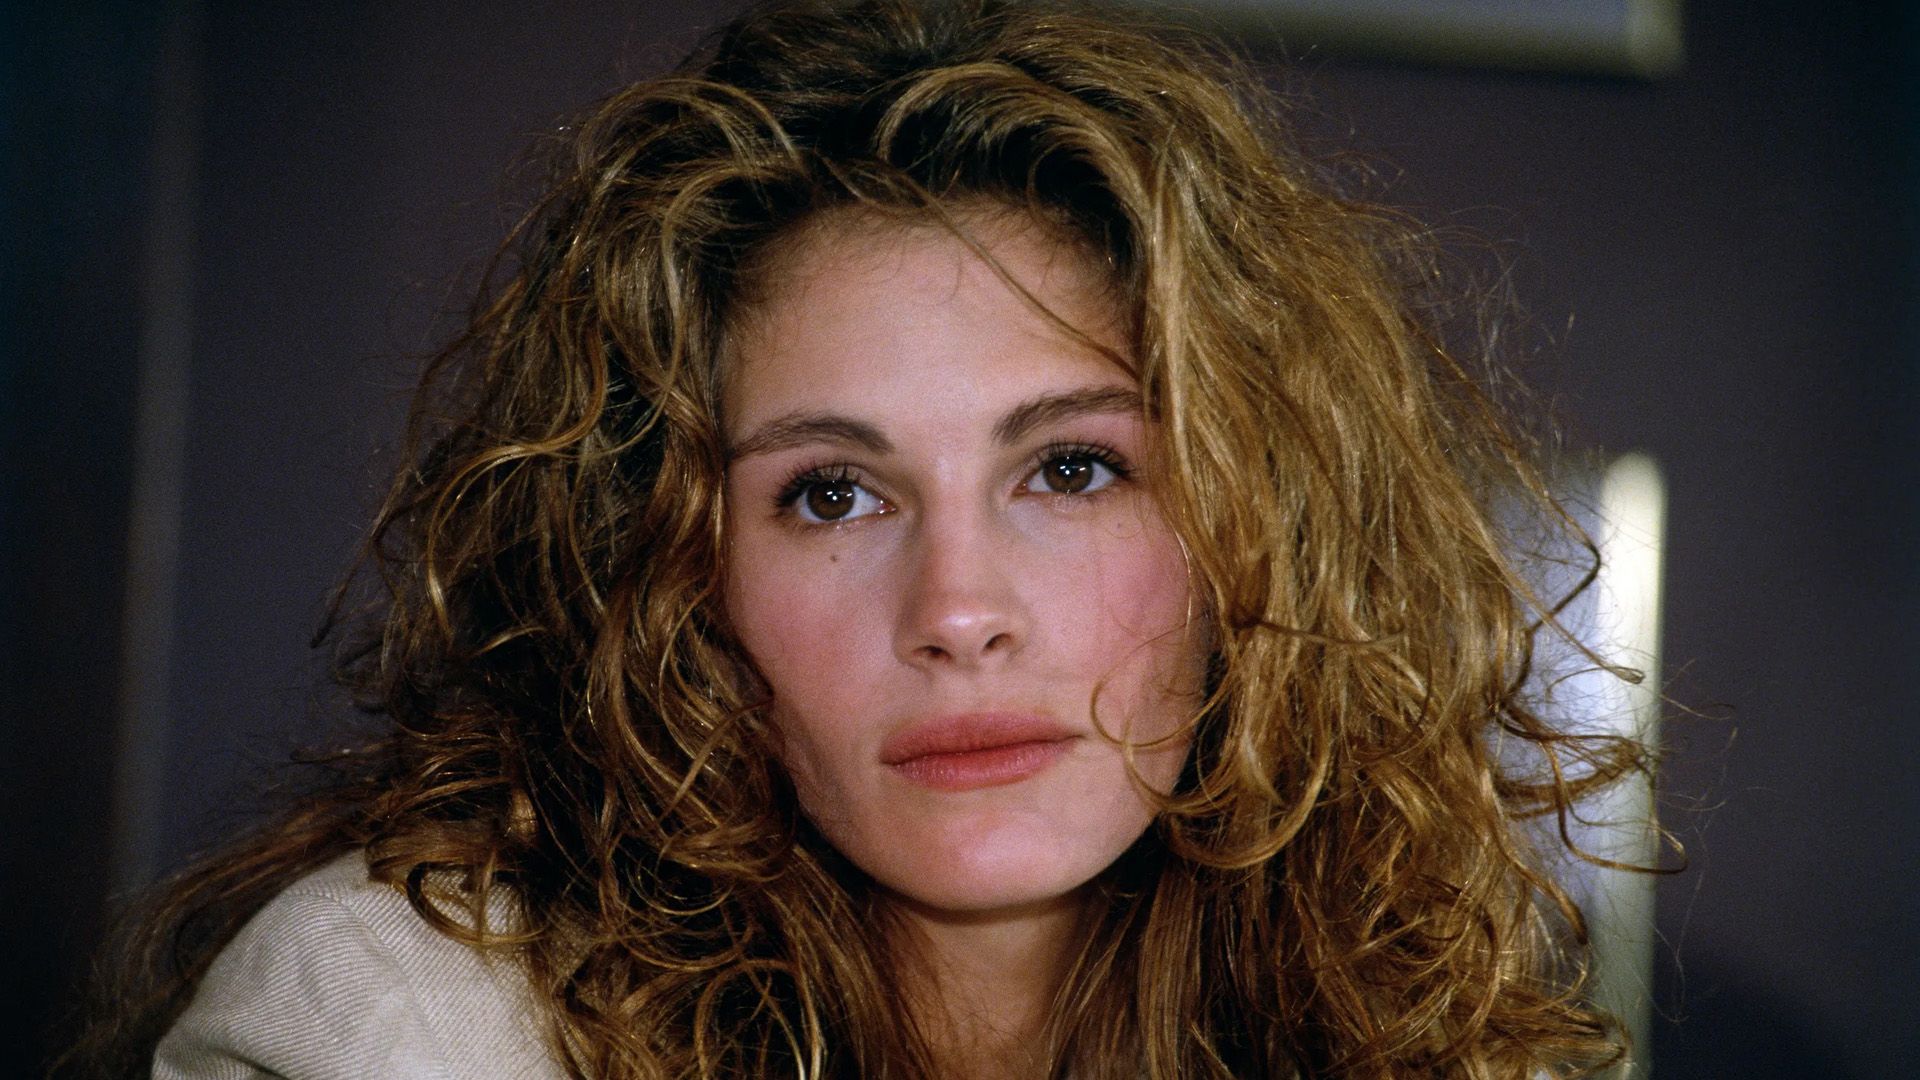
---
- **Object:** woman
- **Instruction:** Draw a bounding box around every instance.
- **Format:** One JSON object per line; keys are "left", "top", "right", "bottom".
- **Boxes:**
{"left": 91, "top": 0, "right": 1647, "bottom": 1076}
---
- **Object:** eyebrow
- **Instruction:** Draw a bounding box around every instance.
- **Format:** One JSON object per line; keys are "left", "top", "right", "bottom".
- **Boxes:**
{"left": 728, "top": 384, "right": 1144, "bottom": 462}
{"left": 727, "top": 414, "right": 893, "bottom": 461}
{"left": 990, "top": 385, "right": 1143, "bottom": 445}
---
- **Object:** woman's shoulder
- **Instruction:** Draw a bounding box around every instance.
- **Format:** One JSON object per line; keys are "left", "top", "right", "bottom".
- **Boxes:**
{"left": 153, "top": 851, "right": 566, "bottom": 1080}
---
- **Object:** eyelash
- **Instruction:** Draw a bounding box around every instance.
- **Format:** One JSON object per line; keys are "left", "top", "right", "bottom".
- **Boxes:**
{"left": 774, "top": 464, "right": 862, "bottom": 513}
{"left": 1030, "top": 441, "right": 1132, "bottom": 490}
{"left": 772, "top": 441, "right": 1134, "bottom": 522}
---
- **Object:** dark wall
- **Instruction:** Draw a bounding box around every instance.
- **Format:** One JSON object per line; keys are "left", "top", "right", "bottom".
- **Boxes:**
{"left": 157, "top": 1, "right": 733, "bottom": 875}
{"left": 1304, "top": 4, "right": 1920, "bottom": 1074}
{"left": 4, "top": 2, "right": 163, "bottom": 1074}
{"left": 10, "top": 1, "right": 1915, "bottom": 1076}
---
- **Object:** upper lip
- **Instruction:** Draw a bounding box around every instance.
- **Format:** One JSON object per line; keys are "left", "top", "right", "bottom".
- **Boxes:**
{"left": 879, "top": 712, "right": 1076, "bottom": 765}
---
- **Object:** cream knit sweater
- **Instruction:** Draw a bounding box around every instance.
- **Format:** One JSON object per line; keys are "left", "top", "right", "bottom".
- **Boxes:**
{"left": 153, "top": 853, "right": 567, "bottom": 1079}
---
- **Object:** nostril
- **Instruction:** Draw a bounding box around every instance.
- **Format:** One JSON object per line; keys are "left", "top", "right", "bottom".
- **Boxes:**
{"left": 983, "top": 632, "right": 1013, "bottom": 653}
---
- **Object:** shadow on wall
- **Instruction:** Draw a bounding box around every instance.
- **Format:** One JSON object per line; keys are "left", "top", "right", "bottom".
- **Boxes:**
{"left": 1653, "top": 951, "right": 1864, "bottom": 1080}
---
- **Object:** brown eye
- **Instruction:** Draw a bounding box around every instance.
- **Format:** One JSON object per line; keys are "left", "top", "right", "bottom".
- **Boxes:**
{"left": 1043, "top": 456, "right": 1095, "bottom": 493}
{"left": 1024, "top": 450, "right": 1124, "bottom": 497}
{"left": 787, "top": 471, "right": 888, "bottom": 524}
{"left": 805, "top": 478, "right": 858, "bottom": 520}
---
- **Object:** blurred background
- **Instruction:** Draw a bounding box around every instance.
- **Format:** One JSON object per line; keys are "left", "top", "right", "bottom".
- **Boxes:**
{"left": 5, "top": 0, "right": 1915, "bottom": 1076}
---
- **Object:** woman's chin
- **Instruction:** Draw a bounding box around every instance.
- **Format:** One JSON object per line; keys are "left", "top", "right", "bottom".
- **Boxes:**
{"left": 857, "top": 821, "right": 1132, "bottom": 917}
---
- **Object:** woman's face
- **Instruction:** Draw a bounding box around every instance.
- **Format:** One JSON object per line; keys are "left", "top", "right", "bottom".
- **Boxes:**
{"left": 723, "top": 212, "right": 1206, "bottom": 916}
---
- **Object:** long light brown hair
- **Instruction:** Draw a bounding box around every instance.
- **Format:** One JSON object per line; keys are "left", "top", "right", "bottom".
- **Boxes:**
{"left": 81, "top": 1, "right": 1650, "bottom": 1076}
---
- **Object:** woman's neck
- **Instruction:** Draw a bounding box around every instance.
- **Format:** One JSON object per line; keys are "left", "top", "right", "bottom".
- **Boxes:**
{"left": 885, "top": 890, "right": 1086, "bottom": 1080}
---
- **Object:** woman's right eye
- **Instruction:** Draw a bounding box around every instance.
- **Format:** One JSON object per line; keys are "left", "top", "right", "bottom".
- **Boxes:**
{"left": 782, "top": 471, "right": 892, "bottom": 524}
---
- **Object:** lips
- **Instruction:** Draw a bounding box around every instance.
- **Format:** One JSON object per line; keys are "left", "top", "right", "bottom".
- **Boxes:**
{"left": 880, "top": 712, "right": 1077, "bottom": 791}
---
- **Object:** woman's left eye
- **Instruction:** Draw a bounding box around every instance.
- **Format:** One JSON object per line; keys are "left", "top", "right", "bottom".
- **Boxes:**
{"left": 1024, "top": 450, "right": 1124, "bottom": 496}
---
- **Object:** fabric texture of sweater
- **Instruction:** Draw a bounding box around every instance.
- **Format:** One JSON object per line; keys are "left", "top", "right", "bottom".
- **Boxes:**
{"left": 153, "top": 852, "right": 567, "bottom": 1079}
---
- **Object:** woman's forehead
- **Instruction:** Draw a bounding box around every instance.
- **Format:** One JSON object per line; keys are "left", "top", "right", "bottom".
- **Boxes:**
{"left": 745, "top": 202, "right": 1114, "bottom": 310}
{"left": 721, "top": 208, "right": 1134, "bottom": 435}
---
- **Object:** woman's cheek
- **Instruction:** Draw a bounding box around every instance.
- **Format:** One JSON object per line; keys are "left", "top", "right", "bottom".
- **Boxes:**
{"left": 1083, "top": 510, "right": 1205, "bottom": 741}
{"left": 1076, "top": 498, "right": 1190, "bottom": 619}
{"left": 729, "top": 529, "right": 888, "bottom": 719}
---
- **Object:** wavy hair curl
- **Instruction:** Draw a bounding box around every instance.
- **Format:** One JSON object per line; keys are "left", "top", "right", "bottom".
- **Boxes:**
{"left": 87, "top": 2, "right": 1650, "bottom": 1077}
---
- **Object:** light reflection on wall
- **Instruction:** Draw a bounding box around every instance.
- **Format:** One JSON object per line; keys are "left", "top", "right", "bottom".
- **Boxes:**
{"left": 1510, "top": 452, "right": 1666, "bottom": 1074}
{"left": 1161, "top": 0, "right": 1684, "bottom": 77}
{"left": 1587, "top": 453, "right": 1666, "bottom": 1073}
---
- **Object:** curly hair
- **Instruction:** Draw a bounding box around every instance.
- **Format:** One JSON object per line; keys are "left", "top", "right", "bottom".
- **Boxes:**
{"left": 82, "top": 1, "right": 1650, "bottom": 1077}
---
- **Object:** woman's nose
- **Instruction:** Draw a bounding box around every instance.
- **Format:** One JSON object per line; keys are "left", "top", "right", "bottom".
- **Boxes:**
{"left": 893, "top": 509, "right": 1028, "bottom": 670}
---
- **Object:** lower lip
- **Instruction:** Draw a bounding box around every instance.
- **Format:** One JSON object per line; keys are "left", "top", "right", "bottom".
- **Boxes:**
{"left": 890, "top": 738, "right": 1074, "bottom": 791}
